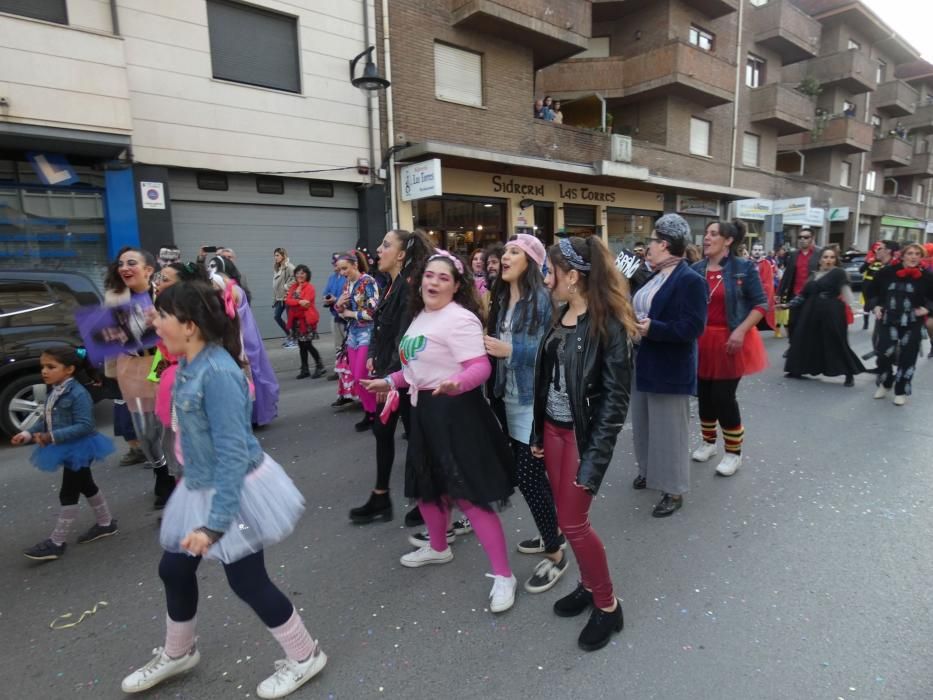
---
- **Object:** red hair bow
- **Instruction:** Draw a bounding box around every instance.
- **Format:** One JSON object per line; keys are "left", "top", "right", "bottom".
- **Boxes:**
{"left": 896, "top": 267, "right": 921, "bottom": 280}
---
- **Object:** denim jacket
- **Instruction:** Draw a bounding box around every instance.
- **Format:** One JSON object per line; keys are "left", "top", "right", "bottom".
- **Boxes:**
{"left": 691, "top": 255, "right": 768, "bottom": 331}
{"left": 174, "top": 343, "right": 264, "bottom": 532}
{"left": 33, "top": 379, "right": 95, "bottom": 444}
{"left": 491, "top": 287, "right": 551, "bottom": 405}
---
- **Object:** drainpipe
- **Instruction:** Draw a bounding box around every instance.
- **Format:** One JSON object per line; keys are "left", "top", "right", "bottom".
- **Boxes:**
{"left": 596, "top": 94, "right": 607, "bottom": 132}
{"left": 109, "top": 0, "right": 120, "bottom": 35}
{"left": 381, "top": 0, "right": 398, "bottom": 228}
{"left": 362, "top": 2, "right": 376, "bottom": 187}
{"left": 852, "top": 90, "right": 870, "bottom": 248}
{"left": 728, "top": 0, "right": 745, "bottom": 189}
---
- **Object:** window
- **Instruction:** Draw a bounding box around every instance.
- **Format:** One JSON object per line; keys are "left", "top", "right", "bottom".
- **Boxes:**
{"left": 870, "top": 114, "right": 882, "bottom": 137}
{"left": 206, "top": 0, "right": 301, "bottom": 93}
{"left": 917, "top": 184, "right": 925, "bottom": 204}
{"left": 876, "top": 60, "right": 887, "bottom": 84}
{"left": 0, "top": 0, "right": 67, "bottom": 24}
{"left": 196, "top": 171, "right": 229, "bottom": 191}
{"left": 865, "top": 170, "right": 877, "bottom": 192}
{"left": 256, "top": 176, "right": 284, "bottom": 194}
{"left": 690, "top": 117, "right": 711, "bottom": 156}
{"left": 434, "top": 43, "right": 483, "bottom": 107}
{"left": 842, "top": 100, "right": 856, "bottom": 118}
{"left": 563, "top": 205, "right": 599, "bottom": 237}
{"left": 840, "top": 161, "right": 852, "bottom": 188}
{"left": 742, "top": 133, "right": 760, "bottom": 167}
{"left": 309, "top": 182, "right": 334, "bottom": 198}
{"left": 746, "top": 54, "right": 766, "bottom": 88}
{"left": 848, "top": 38, "right": 861, "bottom": 51}
{"left": 689, "top": 26, "right": 715, "bottom": 52}
{"left": 577, "top": 36, "right": 610, "bottom": 59}
{"left": 749, "top": 0, "right": 769, "bottom": 5}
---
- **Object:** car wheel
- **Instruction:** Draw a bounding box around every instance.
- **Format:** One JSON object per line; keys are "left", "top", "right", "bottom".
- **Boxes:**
{"left": 0, "top": 374, "right": 48, "bottom": 436}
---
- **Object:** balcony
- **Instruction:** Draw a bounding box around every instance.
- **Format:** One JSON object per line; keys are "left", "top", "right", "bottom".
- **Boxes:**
{"left": 874, "top": 81, "right": 920, "bottom": 117}
{"left": 900, "top": 103, "right": 933, "bottom": 133}
{"left": 451, "top": 0, "right": 590, "bottom": 68}
{"left": 681, "top": 0, "right": 737, "bottom": 19}
{"left": 783, "top": 50, "right": 878, "bottom": 94}
{"left": 870, "top": 137, "right": 913, "bottom": 167}
{"left": 748, "top": 84, "right": 814, "bottom": 135}
{"left": 887, "top": 152, "right": 933, "bottom": 177}
{"left": 779, "top": 116, "right": 873, "bottom": 154}
{"left": 750, "top": 0, "right": 820, "bottom": 65}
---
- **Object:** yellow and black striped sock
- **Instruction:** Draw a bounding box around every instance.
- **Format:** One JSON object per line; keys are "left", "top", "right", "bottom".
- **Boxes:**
{"left": 722, "top": 425, "right": 744, "bottom": 455}
{"left": 700, "top": 420, "right": 717, "bottom": 444}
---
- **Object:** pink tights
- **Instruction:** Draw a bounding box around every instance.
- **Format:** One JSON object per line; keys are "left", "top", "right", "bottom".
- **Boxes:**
{"left": 418, "top": 498, "right": 511, "bottom": 577}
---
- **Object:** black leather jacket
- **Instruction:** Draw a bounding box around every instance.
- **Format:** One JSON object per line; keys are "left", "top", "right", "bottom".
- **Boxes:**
{"left": 367, "top": 271, "right": 413, "bottom": 376}
{"left": 531, "top": 308, "right": 633, "bottom": 494}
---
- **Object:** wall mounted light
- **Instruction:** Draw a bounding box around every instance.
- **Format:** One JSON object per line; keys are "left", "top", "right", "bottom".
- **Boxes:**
{"left": 349, "top": 46, "right": 390, "bottom": 91}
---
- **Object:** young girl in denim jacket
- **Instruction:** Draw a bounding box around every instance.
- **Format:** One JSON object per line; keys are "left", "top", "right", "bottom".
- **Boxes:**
{"left": 122, "top": 279, "right": 324, "bottom": 700}
{"left": 12, "top": 347, "right": 116, "bottom": 561}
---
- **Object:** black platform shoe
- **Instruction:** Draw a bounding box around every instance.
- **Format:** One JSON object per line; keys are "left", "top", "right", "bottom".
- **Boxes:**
{"left": 404, "top": 505, "right": 423, "bottom": 527}
{"left": 354, "top": 412, "right": 375, "bottom": 432}
{"left": 296, "top": 367, "right": 310, "bottom": 379}
{"left": 632, "top": 475, "right": 646, "bottom": 490}
{"left": 652, "top": 493, "right": 683, "bottom": 518}
{"left": 578, "top": 599, "right": 624, "bottom": 652}
{"left": 349, "top": 491, "right": 393, "bottom": 524}
{"left": 553, "top": 583, "right": 594, "bottom": 618}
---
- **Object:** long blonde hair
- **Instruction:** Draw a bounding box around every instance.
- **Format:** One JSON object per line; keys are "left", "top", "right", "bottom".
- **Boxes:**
{"left": 274, "top": 247, "right": 289, "bottom": 271}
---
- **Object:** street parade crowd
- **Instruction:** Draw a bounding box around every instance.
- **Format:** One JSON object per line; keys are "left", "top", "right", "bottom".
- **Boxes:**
{"left": 9, "top": 217, "right": 933, "bottom": 698}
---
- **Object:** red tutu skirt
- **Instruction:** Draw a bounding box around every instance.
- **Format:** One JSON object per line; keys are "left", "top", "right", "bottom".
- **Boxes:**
{"left": 698, "top": 325, "right": 768, "bottom": 380}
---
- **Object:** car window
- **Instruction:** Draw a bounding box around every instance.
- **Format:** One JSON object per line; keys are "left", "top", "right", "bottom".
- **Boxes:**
{"left": 0, "top": 281, "right": 61, "bottom": 327}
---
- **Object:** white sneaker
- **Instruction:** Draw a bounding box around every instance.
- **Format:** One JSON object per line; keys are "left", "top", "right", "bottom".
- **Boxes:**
{"left": 893, "top": 394, "right": 907, "bottom": 406}
{"left": 256, "top": 651, "right": 327, "bottom": 699}
{"left": 400, "top": 546, "right": 453, "bottom": 568}
{"left": 873, "top": 386, "right": 888, "bottom": 399}
{"left": 451, "top": 517, "right": 473, "bottom": 536}
{"left": 487, "top": 573, "right": 517, "bottom": 613}
{"left": 716, "top": 453, "right": 742, "bottom": 477}
{"left": 121, "top": 646, "right": 200, "bottom": 693}
{"left": 691, "top": 442, "right": 718, "bottom": 462}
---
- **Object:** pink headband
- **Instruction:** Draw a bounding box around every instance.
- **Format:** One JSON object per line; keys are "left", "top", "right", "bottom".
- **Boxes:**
{"left": 428, "top": 250, "right": 464, "bottom": 274}
{"left": 509, "top": 234, "right": 546, "bottom": 268}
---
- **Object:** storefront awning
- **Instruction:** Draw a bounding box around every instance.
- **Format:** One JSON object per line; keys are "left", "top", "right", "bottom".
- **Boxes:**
{"left": 0, "top": 123, "right": 131, "bottom": 160}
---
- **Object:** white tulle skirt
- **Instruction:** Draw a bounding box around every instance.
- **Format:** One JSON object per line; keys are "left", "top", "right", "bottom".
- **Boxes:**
{"left": 159, "top": 454, "right": 305, "bottom": 563}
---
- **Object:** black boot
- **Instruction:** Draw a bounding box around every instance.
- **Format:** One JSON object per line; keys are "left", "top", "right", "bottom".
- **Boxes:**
{"left": 553, "top": 583, "right": 593, "bottom": 617}
{"left": 404, "top": 504, "right": 424, "bottom": 527}
{"left": 296, "top": 365, "right": 310, "bottom": 379}
{"left": 349, "top": 491, "right": 393, "bottom": 524}
{"left": 354, "top": 412, "right": 375, "bottom": 432}
{"left": 578, "top": 599, "right": 624, "bottom": 651}
{"left": 311, "top": 365, "right": 326, "bottom": 379}
{"left": 153, "top": 466, "right": 175, "bottom": 510}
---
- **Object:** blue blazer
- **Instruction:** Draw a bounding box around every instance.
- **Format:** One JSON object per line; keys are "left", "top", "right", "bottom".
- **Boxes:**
{"left": 635, "top": 261, "right": 707, "bottom": 395}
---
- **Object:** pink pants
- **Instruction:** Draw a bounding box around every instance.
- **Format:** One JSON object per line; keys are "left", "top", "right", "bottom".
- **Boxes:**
{"left": 346, "top": 345, "right": 376, "bottom": 413}
{"left": 542, "top": 421, "right": 615, "bottom": 609}
{"left": 418, "top": 498, "right": 511, "bottom": 578}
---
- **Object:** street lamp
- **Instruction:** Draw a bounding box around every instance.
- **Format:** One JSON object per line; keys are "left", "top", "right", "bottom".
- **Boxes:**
{"left": 349, "top": 46, "right": 390, "bottom": 91}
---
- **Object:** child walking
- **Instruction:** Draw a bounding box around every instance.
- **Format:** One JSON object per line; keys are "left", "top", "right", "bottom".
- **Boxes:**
{"left": 12, "top": 347, "right": 116, "bottom": 561}
{"left": 122, "top": 278, "right": 324, "bottom": 699}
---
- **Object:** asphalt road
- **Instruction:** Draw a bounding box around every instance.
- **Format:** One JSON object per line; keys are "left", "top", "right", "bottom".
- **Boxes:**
{"left": 1, "top": 327, "right": 931, "bottom": 700}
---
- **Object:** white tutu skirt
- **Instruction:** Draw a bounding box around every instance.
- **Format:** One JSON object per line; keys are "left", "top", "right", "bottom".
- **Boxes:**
{"left": 159, "top": 454, "right": 304, "bottom": 564}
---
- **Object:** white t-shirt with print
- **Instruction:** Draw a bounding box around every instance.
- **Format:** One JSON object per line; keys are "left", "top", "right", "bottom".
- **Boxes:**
{"left": 399, "top": 302, "right": 485, "bottom": 392}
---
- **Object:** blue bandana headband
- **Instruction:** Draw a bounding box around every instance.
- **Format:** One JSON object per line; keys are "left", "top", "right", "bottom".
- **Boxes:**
{"left": 558, "top": 237, "right": 591, "bottom": 272}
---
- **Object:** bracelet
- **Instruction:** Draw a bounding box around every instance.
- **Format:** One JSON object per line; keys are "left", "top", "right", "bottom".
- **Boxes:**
{"left": 384, "top": 374, "right": 396, "bottom": 391}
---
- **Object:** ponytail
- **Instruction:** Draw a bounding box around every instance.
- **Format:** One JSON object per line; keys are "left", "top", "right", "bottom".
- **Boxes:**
{"left": 716, "top": 219, "right": 747, "bottom": 256}
{"left": 155, "top": 280, "right": 244, "bottom": 367}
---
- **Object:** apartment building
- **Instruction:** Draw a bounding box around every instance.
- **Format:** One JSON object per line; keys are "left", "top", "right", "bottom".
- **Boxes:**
{"left": 0, "top": 0, "right": 382, "bottom": 335}
{"left": 376, "top": 0, "right": 930, "bottom": 255}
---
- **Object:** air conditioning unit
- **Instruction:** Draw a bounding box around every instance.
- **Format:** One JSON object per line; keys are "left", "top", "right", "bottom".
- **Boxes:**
{"left": 611, "top": 134, "right": 633, "bottom": 163}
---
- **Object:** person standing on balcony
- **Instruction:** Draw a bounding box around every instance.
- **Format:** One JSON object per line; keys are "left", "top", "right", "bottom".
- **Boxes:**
{"left": 552, "top": 100, "right": 564, "bottom": 124}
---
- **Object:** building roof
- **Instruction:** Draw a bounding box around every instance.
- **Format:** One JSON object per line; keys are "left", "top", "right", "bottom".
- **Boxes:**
{"left": 895, "top": 59, "right": 933, "bottom": 83}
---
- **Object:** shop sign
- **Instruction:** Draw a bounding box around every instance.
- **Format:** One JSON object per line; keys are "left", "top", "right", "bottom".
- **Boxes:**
{"left": 489, "top": 175, "right": 619, "bottom": 203}
{"left": 558, "top": 183, "right": 617, "bottom": 202}
{"left": 828, "top": 207, "right": 850, "bottom": 222}
{"left": 140, "top": 181, "right": 166, "bottom": 210}
{"left": 734, "top": 198, "right": 773, "bottom": 221}
{"left": 783, "top": 205, "right": 823, "bottom": 226}
{"left": 27, "top": 152, "right": 78, "bottom": 186}
{"left": 773, "top": 197, "right": 811, "bottom": 220}
{"left": 925, "top": 221, "right": 933, "bottom": 235}
{"left": 676, "top": 195, "right": 719, "bottom": 217}
{"left": 881, "top": 215, "right": 923, "bottom": 229}
{"left": 491, "top": 175, "right": 545, "bottom": 197}
{"left": 401, "top": 159, "right": 443, "bottom": 201}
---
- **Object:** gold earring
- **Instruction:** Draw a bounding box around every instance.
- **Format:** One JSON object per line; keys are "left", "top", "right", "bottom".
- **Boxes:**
{"left": 569, "top": 283, "right": 577, "bottom": 294}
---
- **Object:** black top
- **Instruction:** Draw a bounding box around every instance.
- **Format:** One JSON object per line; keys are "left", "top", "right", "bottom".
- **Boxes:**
{"left": 367, "top": 271, "right": 413, "bottom": 376}
{"left": 869, "top": 264, "right": 933, "bottom": 328}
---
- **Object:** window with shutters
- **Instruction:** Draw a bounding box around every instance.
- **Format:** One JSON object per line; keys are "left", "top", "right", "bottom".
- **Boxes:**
{"left": 690, "top": 117, "right": 711, "bottom": 157}
{"left": 742, "top": 133, "right": 760, "bottom": 167}
{"left": 0, "top": 0, "right": 67, "bottom": 24}
{"left": 206, "top": 0, "right": 301, "bottom": 94}
{"left": 434, "top": 43, "right": 484, "bottom": 108}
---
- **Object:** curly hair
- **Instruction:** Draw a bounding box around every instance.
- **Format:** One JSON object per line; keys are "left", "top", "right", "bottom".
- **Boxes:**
{"left": 409, "top": 253, "right": 482, "bottom": 320}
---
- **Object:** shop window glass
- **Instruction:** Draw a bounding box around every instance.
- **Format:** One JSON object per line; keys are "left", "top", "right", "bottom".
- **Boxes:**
{"left": 564, "top": 204, "right": 597, "bottom": 236}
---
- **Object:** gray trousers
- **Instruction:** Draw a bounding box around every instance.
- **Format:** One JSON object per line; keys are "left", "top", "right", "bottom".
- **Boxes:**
{"left": 332, "top": 318, "right": 346, "bottom": 358}
{"left": 631, "top": 384, "right": 691, "bottom": 496}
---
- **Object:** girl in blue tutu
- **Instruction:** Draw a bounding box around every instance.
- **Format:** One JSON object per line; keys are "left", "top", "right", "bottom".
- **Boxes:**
{"left": 121, "top": 278, "right": 323, "bottom": 700}
{"left": 11, "top": 347, "right": 116, "bottom": 561}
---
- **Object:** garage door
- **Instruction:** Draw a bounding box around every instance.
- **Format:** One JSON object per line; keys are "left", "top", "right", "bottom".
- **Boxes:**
{"left": 172, "top": 201, "right": 358, "bottom": 338}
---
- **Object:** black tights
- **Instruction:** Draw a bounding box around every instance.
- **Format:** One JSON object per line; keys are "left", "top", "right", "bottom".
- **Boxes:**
{"left": 373, "top": 391, "right": 411, "bottom": 491}
{"left": 60, "top": 467, "right": 99, "bottom": 506}
{"left": 298, "top": 340, "right": 322, "bottom": 370}
{"left": 512, "top": 439, "right": 562, "bottom": 553}
{"left": 697, "top": 378, "right": 742, "bottom": 427}
{"left": 159, "top": 549, "right": 292, "bottom": 627}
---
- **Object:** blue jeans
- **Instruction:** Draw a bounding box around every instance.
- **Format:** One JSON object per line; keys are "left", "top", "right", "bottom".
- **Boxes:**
{"left": 273, "top": 300, "right": 288, "bottom": 335}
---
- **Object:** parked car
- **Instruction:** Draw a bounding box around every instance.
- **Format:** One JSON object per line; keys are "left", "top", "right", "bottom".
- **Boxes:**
{"left": 0, "top": 270, "right": 103, "bottom": 436}
{"left": 842, "top": 252, "right": 866, "bottom": 292}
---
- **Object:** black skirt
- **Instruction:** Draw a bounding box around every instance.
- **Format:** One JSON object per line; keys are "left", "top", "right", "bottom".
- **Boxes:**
{"left": 785, "top": 295, "right": 865, "bottom": 378}
{"left": 405, "top": 388, "right": 515, "bottom": 509}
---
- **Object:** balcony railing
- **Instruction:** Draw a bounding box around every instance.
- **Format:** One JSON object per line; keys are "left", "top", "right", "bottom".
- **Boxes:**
{"left": 900, "top": 103, "right": 933, "bottom": 133}
{"left": 748, "top": 84, "right": 814, "bottom": 135}
{"left": 783, "top": 50, "right": 877, "bottom": 95}
{"left": 874, "top": 80, "right": 920, "bottom": 118}
{"left": 450, "top": 0, "right": 590, "bottom": 68}
{"left": 870, "top": 137, "right": 913, "bottom": 167}
{"left": 779, "top": 116, "right": 873, "bottom": 153}
{"left": 750, "top": 0, "right": 820, "bottom": 65}
{"left": 887, "top": 151, "right": 933, "bottom": 177}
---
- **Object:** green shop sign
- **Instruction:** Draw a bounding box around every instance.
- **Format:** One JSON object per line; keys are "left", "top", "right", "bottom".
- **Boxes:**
{"left": 881, "top": 215, "right": 923, "bottom": 229}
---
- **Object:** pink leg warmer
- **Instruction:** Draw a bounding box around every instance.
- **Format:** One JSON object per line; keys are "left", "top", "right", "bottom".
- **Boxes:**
{"left": 268, "top": 608, "right": 317, "bottom": 662}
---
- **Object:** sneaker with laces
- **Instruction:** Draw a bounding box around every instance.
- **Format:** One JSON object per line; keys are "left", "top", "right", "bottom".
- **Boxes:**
{"left": 517, "top": 534, "right": 567, "bottom": 555}
{"left": 893, "top": 394, "right": 908, "bottom": 406}
{"left": 121, "top": 646, "right": 200, "bottom": 693}
{"left": 451, "top": 517, "right": 472, "bottom": 536}
{"left": 408, "top": 528, "right": 455, "bottom": 548}
{"left": 873, "top": 386, "right": 889, "bottom": 400}
{"left": 524, "top": 554, "right": 569, "bottom": 594}
{"left": 691, "top": 442, "right": 718, "bottom": 462}
{"left": 716, "top": 453, "right": 741, "bottom": 477}
{"left": 487, "top": 573, "right": 517, "bottom": 613}
{"left": 23, "top": 538, "right": 66, "bottom": 561}
{"left": 400, "top": 546, "right": 453, "bottom": 568}
{"left": 256, "top": 651, "right": 327, "bottom": 699}
{"left": 119, "top": 447, "right": 146, "bottom": 466}
{"left": 77, "top": 520, "right": 119, "bottom": 544}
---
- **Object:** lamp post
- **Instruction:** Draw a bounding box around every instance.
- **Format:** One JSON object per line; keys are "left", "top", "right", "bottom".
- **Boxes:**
{"left": 349, "top": 46, "right": 390, "bottom": 91}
